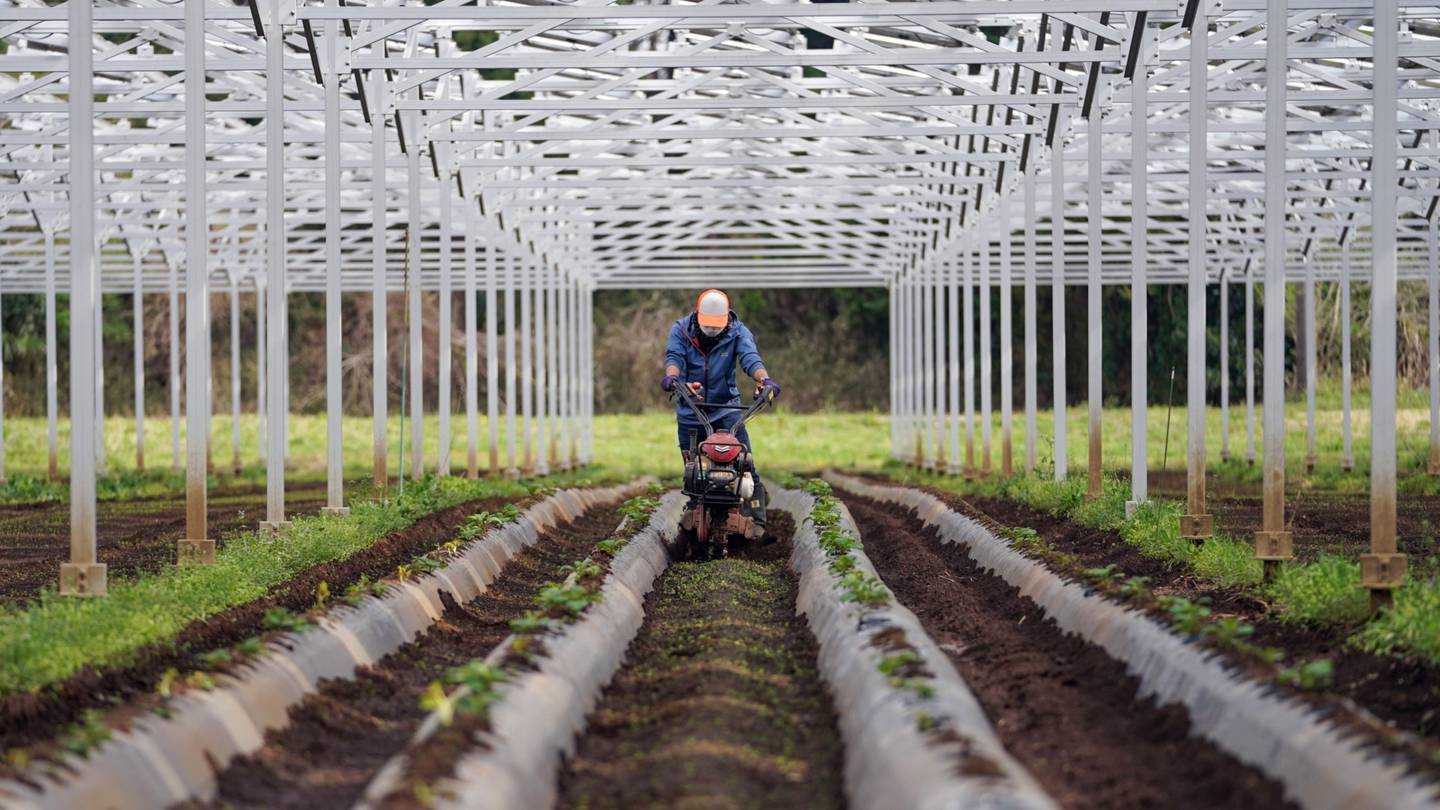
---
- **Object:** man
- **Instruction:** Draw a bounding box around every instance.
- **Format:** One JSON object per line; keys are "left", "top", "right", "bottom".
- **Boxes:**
{"left": 661, "top": 289, "right": 781, "bottom": 460}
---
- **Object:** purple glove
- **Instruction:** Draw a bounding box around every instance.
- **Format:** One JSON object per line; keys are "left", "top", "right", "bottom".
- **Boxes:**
{"left": 661, "top": 373, "right": 679, "bottom": 393}
{"left": 758, "top": 378, "right": 781, "bottom": 400}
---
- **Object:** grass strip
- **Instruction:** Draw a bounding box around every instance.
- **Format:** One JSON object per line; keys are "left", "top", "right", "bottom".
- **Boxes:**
{"left": 881, "top": 461, "right": 1440, "bottom": 666}
{"left": 0, "top": 470, "right": 608, "bottom": 696}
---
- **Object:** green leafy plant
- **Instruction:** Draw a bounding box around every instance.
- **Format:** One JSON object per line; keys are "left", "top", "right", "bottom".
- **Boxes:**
{"left": 61, "top": 710, "right": 111, "bottom": 757}
{"left": 508, "top": 610, "right": 551, "bottom": 635}
{"left": 394, "top": 564, "right": 415, "bottom": 583}
{"left": 260, "top": 607, "right": 311, "bottom": 634}
{"left": 562, "top": 558, "right": 603, "bottom": 581}
{"left": 536, "top": 583, "right": 598, "bottom": 617}
{"left": 618, "top": 496, "right": 659, "bottom": 523}
{"left": 1204, "top": 617, "right": 1255, "bottom": 648}
{"left": 877, "top": 650, "right": 924, "bottom": 678}
{"left": 312, "top": 581, "right": 331, "bottom": 610}
{"left": 1118, "top": 576, "right": 1152, "bottom": 601}
{"left": 235, "top": 636, "right": 265, "bottom": 657}
{"left": 1082, "top": 564, "right": 1120, "bottom": 586}
{"left": 1159, "top": 596, "right": 1211, "bottom": 636}
{"left": 198, "top": 648, "right": 233, "bottom": 669}
{"left": 1277, "top": 658, "right": 1335, "bottom": 691}
{"left": 839, "top": 571, "right": 889, "bottom": 607}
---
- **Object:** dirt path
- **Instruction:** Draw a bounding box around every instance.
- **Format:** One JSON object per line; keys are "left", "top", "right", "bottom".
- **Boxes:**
{"left": 838, "top": 493, "right": 1293, "bottom": 810}
{"left": 189, "top": 504, "right": 624, "bottom": 810}
{"left": 0, "top": 482, "right": 329, "bottom": 608}
{"left": 556, "top": 512, "right": 846, "bottom": 810}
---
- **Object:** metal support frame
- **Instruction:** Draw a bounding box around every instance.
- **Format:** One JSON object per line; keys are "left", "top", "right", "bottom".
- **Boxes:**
{"left": 1129, "top": 32, "right": 1149, "bottom": 513}
{"left": 1363, "top": 0, "right": 1405, "bottom": 600}
{"left": 1182, "top": 3, "right": 1213, "bottom": 544}
{"left": 178, "top": 0, "right": 213, "bottom": 565}
{"left": 261, "top": 0, "right": 289, "bottom": 532}
{"left": 1085, "top": 92, "right": 1103, "bottom": 499}
{"left": 1257, "top": 0, "right": 1294, "bottom": 574}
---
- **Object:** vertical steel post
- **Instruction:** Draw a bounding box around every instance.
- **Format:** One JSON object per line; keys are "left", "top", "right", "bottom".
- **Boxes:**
{"left": 371, "top": 66, "right": 388, "bottom": 491}
{"left": 962, "top": 246, "right": 975, "bottom": 473}
{"left": 60, "top": 0, "right": 105, "bottom": 596}
{"left": 322, "top": 0, "right": 346, "bottom": 514}
{"left": 999, "top": 191, "right": 1014, "bottom": 477}
{"left": 535, "top": 265, "right": 551, "bottom": 475}
{"left": 1182, "top": 3, "right": 1213, "bottom": 544}
{"left": 464, "top": 201, "right": 479, "bottom": 478}
{"left": 407, "top": 134, "right": 424, "bottom": 480}
{"left": 921, "top": 261, "right": 935, "bottom": 467}
{"left": 520, "top": 260, "right": 534, "bottom": 473}
{"left": 261, "top": 0, "right": 288, "bottom": 531}
{"left": 1364, "top": 0, "right": 1406, "bottom": 600}
{"left": 1129, "top": 33, "right": 1149, "bottom": 512}
{"left": 581, "top": 278, "right": 595, "bottom": 464}
{"left": 1257, "top": 0, "right": 1293, "bottom": 572}
{"left": 1304, "top": 257, "right": 1317, "bottom": 472}
{"left": 1086, "top": 97, "right": 1103, "bottom": 499}
{"left": 255, "top": 277, "right": 265, "bottom": 468}
{"left": 179, "top": 0, "right": 213, "bottom": 564}
{"left": 881, "top": 275, "right": 892, "bottom": 455}
{"left": 45, "top": 231, "right": 59, "bottom": 480}
{"left": 1050, "top": 136, "right": 1068, "bottom": 481}
{"left": 437, "top": 171, "right": 453, "bottom": 477}
{"left": 169, "top": 260, "right": 181, "bottom": 473}
{"left": 947, "top": 258, "right": 961, "bottom": 472}
{"left": 133, "top": 254, "right": 145, "bottom": 472}
{"left": 980, "top": 235, "right": 993, "bottom": 475}
{"left": 1245, "top": 262, "right": 1257, "bottom": 464}
{"left": 1220, "top": 274, "right": 1230, "bottom": 463}
{"left": 1341, "top": 240, "right": 1354, "bottom": 471}
{"left": 1428, "top": 220, "right": 1439, "bottom": 474}
{"left": 486, "top": 232, "right": 500, "bottom": 474}
{"left": 94, "top": 286, "right": 105, "bottom": 472}
{"left": 933, "top": 259, "right": 945, "bottom": 469}
{"left": 1024, "top": 162, "right": 1039, "bottom": 473}
{"left": 504, "top": 254, "right": 518, "bottom": 475}
{"left": 229, "top": 280, "right": 241, "bottom": 474}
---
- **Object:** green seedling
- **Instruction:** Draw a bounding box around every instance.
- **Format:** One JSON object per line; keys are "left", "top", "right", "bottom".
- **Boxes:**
{"left": 562, "top": 558, "right": 603, "bottom": 581}
{"left": 1117, "top": 576, "right": 1152, "bottom": 601}
{"left": 536, "top": 582, "right": 598, "bottom": 617}
{"left": 803, "top": 478, "right": 833, "bottom": 498}
{"left": 410, "top": 555, "right": 443, "bottom": 575}
{"left": 877, "top": 650, "right": 924, "bottom": 678}
{"left": 198, "top": 648, "right": 233, "bottom": 669}
{"left": 260, "top": 607, "right": 311, "bottom": 634}
{"left": 1205, "top": 617, "right": 1255, "bottom": 647}
{"left": 1160, "top": 596, "right": 1211, "bottom": 636}
{"left": 508, "top": 611, "right": 551, "bottom": 635}
{"left": 827, "top": 554, "right": 858, "bottom": 575}
{"left": 312, "top": 581, "right": 331, "bottom": 610}
{"left": 596, "top": 536, "right": 627, "bottom": 556}
{"left": 618, "top": 496, "right": 659, "bottom": 522}
{"left": 235, "top": 636, "right": 265, "bottom": 658}
{"left": 839, "top": 571, "right": 889, "bottom": 607}
{"left": 156, "top": 668, "right": 180, "bottom": 698}
{"left": 185, "top": 671, "right": 217, "bottom": 691}
{"left": 1278, "top": 658, "right": 1335, "bottom": 691}
{"left": 440, "top": 539, "right": 465, "bottom": 557}
{"left": 61, "top": 710, "right": 111, "bottom": 757}
{"left": 1083, "top": 564, "right": 1120, "bottom": 585}
{"left": 394, "top": 564, "right": 415, "bottom": 583}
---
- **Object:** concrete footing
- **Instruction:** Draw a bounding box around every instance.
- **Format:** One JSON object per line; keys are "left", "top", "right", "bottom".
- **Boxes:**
{"left": 175, "top": 538, "right": 215, "bottom": 565}
{"left": 58, "top": 562, "right": 108, "bottom": 597}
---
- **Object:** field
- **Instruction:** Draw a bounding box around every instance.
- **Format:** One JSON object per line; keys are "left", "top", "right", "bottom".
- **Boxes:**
{"left": 1, "top": 404, "right": 1436, "bottom": 809}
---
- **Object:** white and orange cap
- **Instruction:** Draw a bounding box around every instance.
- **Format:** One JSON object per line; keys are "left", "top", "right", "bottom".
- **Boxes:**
{"left": 695, "top": 288, "right": 730, "bottom": 330}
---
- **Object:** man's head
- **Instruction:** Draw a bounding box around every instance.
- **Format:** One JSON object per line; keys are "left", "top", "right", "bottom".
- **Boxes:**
{"left": 695, "top": 289, "right": 730, "bottom": 337}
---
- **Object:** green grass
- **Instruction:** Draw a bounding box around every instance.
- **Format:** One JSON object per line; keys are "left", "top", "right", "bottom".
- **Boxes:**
{"left": 0, "top": 469, "right": 606, "bottom": 697}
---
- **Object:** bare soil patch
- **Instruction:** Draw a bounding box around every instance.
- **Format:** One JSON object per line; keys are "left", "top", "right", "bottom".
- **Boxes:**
{"left": 555, "top": 511, "right": 847, "bottom": 810}
{"left": 838, "top": 492, "right": 1294, "bottom": 810}
{"left": 185, "top": 504, "right": 624, "bottom": 810}
{"left": 904, "top": 483, "right": 1440, "bottom": 784}
{"left": 0, "top": 482, "right": 329, "bottom": 608}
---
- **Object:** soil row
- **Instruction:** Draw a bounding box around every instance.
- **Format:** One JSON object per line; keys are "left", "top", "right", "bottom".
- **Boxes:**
{"left": 837, "top": 492, "right": 1294, "bottom": 810}
{"left": 0, "top": 493, "right": 526, "bottom": 765}
{"left": 934, "top": 487, "right": 1440, "bottom": 772}
{"left": 0, "top": 481, "right": 330, "bottom": 608}
{"left": 555, "top": 511, "right": 848, "bottom": 810}
{"left": 184, "top": 503, "right": 626, "bottom": 810}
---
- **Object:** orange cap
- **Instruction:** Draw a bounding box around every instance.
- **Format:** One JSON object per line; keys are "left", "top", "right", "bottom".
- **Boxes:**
{"left": 695, "top": 288, "right": 729, "bottom": 329}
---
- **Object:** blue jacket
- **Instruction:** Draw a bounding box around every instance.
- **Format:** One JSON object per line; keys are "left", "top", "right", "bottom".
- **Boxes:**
{"left": 664, "top": 312, "right": 765, "bottom": 424}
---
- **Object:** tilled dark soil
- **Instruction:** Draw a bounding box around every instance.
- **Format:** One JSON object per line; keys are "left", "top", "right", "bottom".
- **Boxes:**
{"left": 839, "top": 493, "right": 1294, "bottom": 810}
{"left": 556, "top": 512, "right": 847, "bottom": 810}
{"left": 187, "top": 504, "right": 625, "bottom": 810}
{"left": 942, "top": 490, "right": 1440, "bottom": 764}
{"left": 0, "top": 494, "right": 527, "bottom": 763}
{"left": 0, "top": 482, "right": 329, "bottom": 608}
{"left": 1146, "top": 470, "right": 1440, "bottom": 563}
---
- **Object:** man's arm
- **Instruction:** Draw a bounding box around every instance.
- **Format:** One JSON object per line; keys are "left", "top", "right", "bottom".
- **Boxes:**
{"left": 736, "top": 323, "right": 766, "bottom": 379}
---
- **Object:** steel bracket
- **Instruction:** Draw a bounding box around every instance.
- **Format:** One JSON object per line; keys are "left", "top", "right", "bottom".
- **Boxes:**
{"left": 1360, "top": 553, "right": 1407, "bottom": 590}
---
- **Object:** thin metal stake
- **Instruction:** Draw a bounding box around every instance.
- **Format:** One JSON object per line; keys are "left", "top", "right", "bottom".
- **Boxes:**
{"left": 1162, "top": 367, "right": 1176, "bottom": 473}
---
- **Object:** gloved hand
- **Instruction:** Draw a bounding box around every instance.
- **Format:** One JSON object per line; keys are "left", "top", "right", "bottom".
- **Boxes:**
{"left": 661, "top": 373, "right": 679, "bottom": 393}
{"left": 757, "top": 378, "right": 781, "bottom": 400}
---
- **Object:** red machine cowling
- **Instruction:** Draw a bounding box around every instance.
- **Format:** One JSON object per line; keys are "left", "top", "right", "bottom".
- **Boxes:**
{"left": 700, "top": 431, "right": 743, "bottom": 463}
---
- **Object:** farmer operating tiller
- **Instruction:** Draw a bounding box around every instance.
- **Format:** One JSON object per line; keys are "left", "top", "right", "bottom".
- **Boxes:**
{"left": 661, "top": 289, "right": 782, "bottom": 558}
